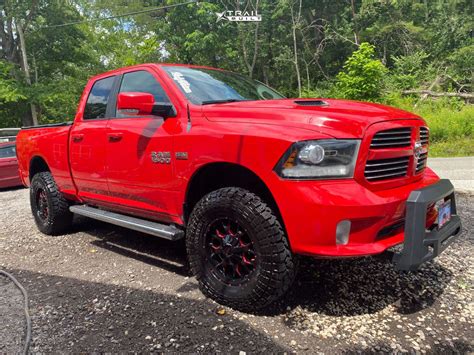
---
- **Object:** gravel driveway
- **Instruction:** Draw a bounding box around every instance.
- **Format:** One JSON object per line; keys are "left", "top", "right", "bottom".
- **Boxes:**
{"left": 0, "top": 187, "right": 473, "bottom": 353}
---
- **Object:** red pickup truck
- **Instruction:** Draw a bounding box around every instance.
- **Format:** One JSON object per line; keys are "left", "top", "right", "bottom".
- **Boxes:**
{"left": 16, "top": 63, "right": 461, "bottom": 311}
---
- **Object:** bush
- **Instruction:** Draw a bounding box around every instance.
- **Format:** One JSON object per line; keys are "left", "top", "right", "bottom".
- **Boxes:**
{"left": 300, "top": 82, "right": 337, "bottom": 99}
{"left": 447, "top": 44, "right": 474, "bottom": 86}
{"left": 388, "top": 51, "right": 431, "bottom": 90}
{"left": 336, "top": 43, "right": 387, "bottom": 101}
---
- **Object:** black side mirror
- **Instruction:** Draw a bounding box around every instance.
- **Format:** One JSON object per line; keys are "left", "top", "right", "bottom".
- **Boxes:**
{"left": 152, "top": 102, "right": 176, "bottom": 119}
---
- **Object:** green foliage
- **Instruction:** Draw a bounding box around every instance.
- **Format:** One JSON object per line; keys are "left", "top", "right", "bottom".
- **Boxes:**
{"left": 447, "top": 45, "right": 474, "bottom": 86}
{"left": 429, "top": 138, "right": 474, "bottom": 158}
{"left": 388, "top": 51, "right": 431, "bottom": 90}
{"left": 336, "top": 43, "right": 387, "bottom": 101}
{"left": 0, "top": 61, "right": 26, "bottom": 103}
{"left": 0, "top": 0, "right": 472, "bottom": 156}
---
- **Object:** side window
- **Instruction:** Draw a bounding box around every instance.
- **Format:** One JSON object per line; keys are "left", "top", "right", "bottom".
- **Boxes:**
{"left": 0, "top": 145, "right": 16, "bottom": 158}
{"left": 83, "top": 76, "right": 115, "bottom": 120}
{"left": 119, "top": 71, "right": 170, "bottom": 103}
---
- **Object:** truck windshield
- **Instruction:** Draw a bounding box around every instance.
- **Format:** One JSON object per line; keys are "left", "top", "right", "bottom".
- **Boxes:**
{"left": 162, "top": 66, "right": 285, "bottom": 105}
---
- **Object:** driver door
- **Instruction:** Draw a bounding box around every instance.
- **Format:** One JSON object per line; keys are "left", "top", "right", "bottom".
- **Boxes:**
{"left": 105, "top": 69, "right": 177, "bottom": 222}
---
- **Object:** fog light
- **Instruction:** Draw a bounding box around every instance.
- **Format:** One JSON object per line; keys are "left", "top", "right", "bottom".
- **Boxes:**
{"left": 336, "top": 220, "right": 351, "bottom": 245}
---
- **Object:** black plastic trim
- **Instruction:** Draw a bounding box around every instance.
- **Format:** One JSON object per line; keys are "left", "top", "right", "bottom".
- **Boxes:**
{"left": 393, "top": 179, "right": 462, "bottom": 271}
{"left": 21, "top": 122, "right": 73, "bottom": 130}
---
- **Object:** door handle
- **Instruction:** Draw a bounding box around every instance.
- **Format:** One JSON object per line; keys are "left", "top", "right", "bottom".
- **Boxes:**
{"left": 107, "top": 133, "right": 123, "bottom": 142}
{"left": 72, "top": 134, "right": 84, "bottom": 143}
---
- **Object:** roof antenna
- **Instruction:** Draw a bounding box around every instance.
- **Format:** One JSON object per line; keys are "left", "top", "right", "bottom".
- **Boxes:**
{"left": 186, "top": 104, "right": 192, "bottom": 132}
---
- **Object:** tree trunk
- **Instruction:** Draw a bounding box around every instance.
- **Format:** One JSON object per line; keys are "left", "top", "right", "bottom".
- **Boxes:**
{"left": 238, "top": 0, "right": 260, "bottom": 78}
{"left": 16, "top": 21, "right": 38, "bottom": 126}
{"left": 350, "top": 0, "right": 359, "bottom": 45}
{"left": 291, "top": 0, "right": 302, "bottom": 97}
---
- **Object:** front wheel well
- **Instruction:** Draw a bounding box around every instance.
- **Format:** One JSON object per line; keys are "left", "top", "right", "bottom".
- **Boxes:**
{"left": 29, "top": 156, "right": 50, "bottom": 180}
{"left": 184, "top": 163, "right": 283, "bottom": 226}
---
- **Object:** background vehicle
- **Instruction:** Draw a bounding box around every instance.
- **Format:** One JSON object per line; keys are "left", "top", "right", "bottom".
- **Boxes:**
{"left": 16, "top": 64, "right": 461, "bottom": 311}
{"left": 0, "top": 142, "right": 22, "bottom": 189}
{"left": 0, "top": 128, "right": 20, "bottom": 143}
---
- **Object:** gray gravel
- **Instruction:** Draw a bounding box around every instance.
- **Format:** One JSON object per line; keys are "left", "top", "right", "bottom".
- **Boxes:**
{"left": 0, "top": 187, "right": 473, "bottom": 353}
{"left": 0, "top": 273, "right": 24, "bottom": 353}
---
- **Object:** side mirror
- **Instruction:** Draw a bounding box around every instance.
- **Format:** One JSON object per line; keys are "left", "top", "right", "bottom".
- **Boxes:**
{"left": 117, "top": 92, "right": 176, "bottom": 119}
{"left": 117, "top": 92, "right": 154, "bottom": 115}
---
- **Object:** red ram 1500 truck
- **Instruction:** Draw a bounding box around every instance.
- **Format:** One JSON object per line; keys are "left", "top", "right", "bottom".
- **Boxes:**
{"left": 16, "top": 64, "right": 462, "bottom": 311}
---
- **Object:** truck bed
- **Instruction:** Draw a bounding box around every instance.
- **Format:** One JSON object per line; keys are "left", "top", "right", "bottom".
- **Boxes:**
{"left": 16, "top": 124, "right": 75, "bottom": 195}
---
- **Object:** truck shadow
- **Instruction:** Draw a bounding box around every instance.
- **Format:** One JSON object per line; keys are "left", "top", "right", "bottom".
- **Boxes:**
{"left": 74, "top": 216, "right": 189, "bottom": 277}
{"left": 278, "top": 255, "right": 453, "bottom": 317}
{"left": 74, "top": 217, "right": 454, "bottom": 318}
{"left": 2, "top": 267, "right": 288, "bottom": 353}
{"left": 0, "top": 185, "right": 25, "bottom": 192}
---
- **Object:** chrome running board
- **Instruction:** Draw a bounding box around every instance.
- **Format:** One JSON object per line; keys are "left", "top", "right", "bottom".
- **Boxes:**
{"left": 70, "top": 205, "right": 184, "bottom": 241}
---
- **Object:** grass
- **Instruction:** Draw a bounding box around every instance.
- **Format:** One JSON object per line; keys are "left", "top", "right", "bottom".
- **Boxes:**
{"left": 428, "top": 137, "right": 474, "bottom": 157}
{"left": 382, "top": 95, "right": 474, "bottom": 157}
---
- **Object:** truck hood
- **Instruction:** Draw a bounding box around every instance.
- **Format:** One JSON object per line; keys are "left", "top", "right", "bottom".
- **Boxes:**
{"left": 202, "top": 98, "right": 422, "bottom": 138}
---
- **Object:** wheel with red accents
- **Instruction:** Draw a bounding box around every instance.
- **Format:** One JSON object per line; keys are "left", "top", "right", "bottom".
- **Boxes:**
{"left": 30, "top": 172, "right": 73, "bottom": 235}
{"left": 186, "top": 187, "right": 297, "bottom": 312}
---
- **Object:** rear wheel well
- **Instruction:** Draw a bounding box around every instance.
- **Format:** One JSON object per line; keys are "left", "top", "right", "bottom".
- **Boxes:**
{"left": 29, "top": 156, "right": 50, "bottom": 180}
{"left": 184, "top": 163, "right": 283, "bottom": 226}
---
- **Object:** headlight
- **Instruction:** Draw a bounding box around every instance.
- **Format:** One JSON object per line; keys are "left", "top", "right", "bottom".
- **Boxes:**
{"left": 275, "top": 139, "right": 360, "bottom": 179}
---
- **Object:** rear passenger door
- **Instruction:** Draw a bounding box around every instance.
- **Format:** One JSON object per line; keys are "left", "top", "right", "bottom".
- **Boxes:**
{"left": 70, "top": 75, "right": 117, "bottom": 203}
{"left": 105, "top": 69, "right": 178, "bottom": 221}
{"left": 0, "top": 144, "right": 20, "bottom": 187}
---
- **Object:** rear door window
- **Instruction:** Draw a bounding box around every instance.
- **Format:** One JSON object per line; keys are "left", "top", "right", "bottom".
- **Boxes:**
{"left": 0, "top": 145, "right": 16, "bottom": 158}
{"left": 83, "top": 76, "right": 115, "bottom": 120}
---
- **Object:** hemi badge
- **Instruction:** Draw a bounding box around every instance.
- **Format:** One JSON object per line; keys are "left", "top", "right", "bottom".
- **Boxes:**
{"left": 175, "top": 152, "right": 188, "bottom": 160}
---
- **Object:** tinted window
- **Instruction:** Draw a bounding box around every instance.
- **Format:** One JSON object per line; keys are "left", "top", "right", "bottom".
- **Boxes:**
{"left": 119, "top": 71, "right": 170, "bottom": 103}
{"left": 0, "top": 145, "right": 16, "bottom": 158}
{"left": 83, "top": 76, "right": 115, "bottom": 120}
{"left": 162, "top": 66, "right": 284, "bottom": 104}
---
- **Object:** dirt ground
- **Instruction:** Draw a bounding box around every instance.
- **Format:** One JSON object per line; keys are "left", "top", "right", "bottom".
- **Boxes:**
{"left": 0, "top": 187, "right": 473, "bottom": 353}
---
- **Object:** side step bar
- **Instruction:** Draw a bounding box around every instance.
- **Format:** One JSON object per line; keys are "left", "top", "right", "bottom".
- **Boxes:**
{"left": 69, "top": 205, "right": 184, "bottom": 241}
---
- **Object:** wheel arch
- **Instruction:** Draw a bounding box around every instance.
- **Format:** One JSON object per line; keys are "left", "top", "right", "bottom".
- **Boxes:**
{"left": 183, "top": 162, "right": 284, "bottom": 228}
{"left": 29, "top": 155, "right": 50, "bottom": 180}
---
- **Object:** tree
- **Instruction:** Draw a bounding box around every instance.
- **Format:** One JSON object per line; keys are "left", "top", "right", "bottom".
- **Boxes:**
{"left": 0, "top": 0, "right": 39, "bottom": 126}
{"left": 336, "top": 42, "right": 387, "bottom": 101}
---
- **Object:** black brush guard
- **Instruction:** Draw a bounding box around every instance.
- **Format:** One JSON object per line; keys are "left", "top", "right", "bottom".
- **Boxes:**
{"left": 393, "top": 179, "right": 462, "bottom": 271}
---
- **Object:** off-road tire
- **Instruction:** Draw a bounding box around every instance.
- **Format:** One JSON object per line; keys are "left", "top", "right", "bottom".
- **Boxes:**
{"left": 186, "top": 187, "right": 297, "bottom": 312}
{"left": 30, "top": 172, "right": 73, "bottom": 235}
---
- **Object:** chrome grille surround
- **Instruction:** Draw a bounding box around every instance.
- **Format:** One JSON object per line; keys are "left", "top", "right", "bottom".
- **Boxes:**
{"left": 362, "top": 124, "right": 430, "bottom": 184}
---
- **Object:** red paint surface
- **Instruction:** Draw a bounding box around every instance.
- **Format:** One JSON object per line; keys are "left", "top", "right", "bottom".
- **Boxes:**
{"left": 0, "top": 143, "right": 22, "bottom": 188}
{"left": 16, "top": 63, "right": 442, "bottom": 257}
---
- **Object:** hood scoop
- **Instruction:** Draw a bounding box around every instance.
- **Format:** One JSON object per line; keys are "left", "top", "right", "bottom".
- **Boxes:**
{"left": 294, "top": 100, "right": 328, "bottom": 106}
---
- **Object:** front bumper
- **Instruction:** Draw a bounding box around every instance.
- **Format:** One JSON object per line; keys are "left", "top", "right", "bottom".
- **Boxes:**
{"left": 393, "top": 179, "right": 462, "bottom": 271}
{"left": 269, "top": 168, "right": 461, "bottom": 264}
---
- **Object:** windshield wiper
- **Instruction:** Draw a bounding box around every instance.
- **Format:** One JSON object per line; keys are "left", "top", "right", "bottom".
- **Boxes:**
{"left": 201, "top": 99, "right": 247, "bottom": 105}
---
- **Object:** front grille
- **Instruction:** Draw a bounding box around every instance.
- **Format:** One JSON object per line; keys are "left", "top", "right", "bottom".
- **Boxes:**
{"left": 420, "top": 127, "right": 429, "bottom": 145}
{"left": 416, "top": 152, "right": 428, "bottom": 173}
{"left": 365, "top": 156, "right": 410, "bottom": 181}
{"left": 370, "top": 127, "right": 412, "bottom": 149}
